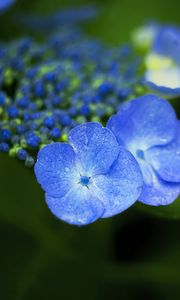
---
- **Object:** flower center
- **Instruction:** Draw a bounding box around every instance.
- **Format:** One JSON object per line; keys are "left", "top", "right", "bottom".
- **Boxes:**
{"left": 136, "top": 149, "right": 144, "bottom": 160}
{"left": 80, "top": 175, "right": 90, "bottom": 186}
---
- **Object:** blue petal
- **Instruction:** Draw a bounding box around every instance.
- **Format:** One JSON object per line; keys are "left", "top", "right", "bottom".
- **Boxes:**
{"left": 139, "top": 172, "right": 180, "bottom": 206}
{"left": 107, "top": 95, "right": 177, "bottom": 151}
{"left": 69, "top": 122, "right": 120, "bottom": 176}
{"left": 145, "top": 68, "right": 180, "bottom": 97}
{"left": 34, "top": 143, "right": 78, "bottom": 198}
{"left": 146, "top": 123, "right": 180, "bottom": 182}
{"left": 45, "top": 186, "right": 104, "bottom": 226}
{"left": 153, "top": 26, "right": 180, "bottom": 64}
{"left": 136, "top": 158, "right": 180, "bottom": 205}
{"left": 90, "top": 147, "right": 143, "bottom": 217}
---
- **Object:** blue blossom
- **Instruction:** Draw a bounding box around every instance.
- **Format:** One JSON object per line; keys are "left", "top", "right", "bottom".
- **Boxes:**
{"left": 153, "top": 26, "right": 180, "bottom": 64}
{"left": 34, "top": 122, "right": 143, "bottom": 225}
{"left": 145, "top": 67, "right": 180, "bottom": 97}
{"left": 0, "top": 22, "right": 142, "bottom": 167}
{"left": 142, "top": 25, "right": 180, "bottom": 96}
{"left": 107, "top": 94, "right": 180, "bottom": 206}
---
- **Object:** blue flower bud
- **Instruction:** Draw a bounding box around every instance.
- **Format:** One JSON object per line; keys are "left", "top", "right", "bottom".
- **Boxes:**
{"left": 0, "top": 92, "right": 5, "bottom": 106}
{"left": 17, "top": 97, "right": 29, "bottom": 108}
{"left": 52, "top": 96, "right": 62, "bottom": 106}
{"left": 17, "top": 149, "right": 28, "bottom": 160}
{"left": 49, "top": 127, "right": 61, "bottom": 139}
{"left": 8, "top": 106, "right": 19, "bottom": 119}
{"left": 0, "top": 142, "right": 9, "bottom": 153}
{"left": 16, "top": 124, "right": 26, "bottom": 134}
{"left": 27, "top": 134, "right": 41, "bottom": 148}
{"left": 43, "top": 116, "right": 55, "bottom": 129}
{"left": 80, "top": 104, "right": 90, "bottom": 116}
{"left": 34, "top": 81, "right": 45, "bottom": 97}
{"left": 0, "top": 129, "right": 12, "bottom": 141}
{"left": 59, "top": 114, "right": 71, "bottom": 126}
{"left": 44, "top": 72, "right": 56, "bottom": 82}
{"left": 98, "top": 82, "right": 114, "bottom": 96}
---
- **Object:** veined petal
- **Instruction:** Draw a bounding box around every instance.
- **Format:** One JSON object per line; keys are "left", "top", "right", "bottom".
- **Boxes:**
{"left": 69, "top": 122, "right": 120, "bottom": 176}
{"left": 107, "top": 94, "right": 177, "bottom": 150}
{"left": 139, "top": 172, "right": 180, "bottom": 206}
{"left": 45, "top": 186, "right": 104, "bottom": 226}
{"left": 146, "top": 124, "right": 180, "bottom": 182}
{"left": 90, "top": 147, "right": 143, "bottom": 218}
{"left": 34, "top": 143, "right": 78, "bottom": 198}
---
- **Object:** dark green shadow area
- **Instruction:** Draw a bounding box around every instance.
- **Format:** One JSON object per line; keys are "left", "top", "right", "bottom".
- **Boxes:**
{"left": 1, "top": 155, "right": 180, "bottom": 300}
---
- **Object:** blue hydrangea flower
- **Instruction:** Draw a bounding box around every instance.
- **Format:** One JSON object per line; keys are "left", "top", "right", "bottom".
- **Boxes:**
{"left": 34, "top": 122, "right": 143, "bottom": 225}
{"left": 0, "top": 22, "right": 142, "bottom": 167}
{"left": 107, "top": 95, "right": 180, "bottom": 206}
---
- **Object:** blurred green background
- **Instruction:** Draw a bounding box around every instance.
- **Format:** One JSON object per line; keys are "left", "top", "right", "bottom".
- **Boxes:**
{"left": 1, "top": 0, "right": 180, "bottom": 299}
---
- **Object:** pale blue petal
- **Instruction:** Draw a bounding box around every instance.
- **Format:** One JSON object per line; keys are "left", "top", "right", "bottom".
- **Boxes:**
{"left": 69, "top": 122, "right": 119, "bottom": 176}
{"left": 90, "top": 147, "right": 143, "bottom": 217}
{"left": 34, "top": 143, "right": 78, "bottom": 198}
{"left": 153, "top": 26, "right": 180, "bottom": 64}
{"left": 136, "top": 159, "right": 180, "bottom": 205}
{"left": 137, "top": 159, "right": 153, "bottom": 185}
{"left": 145, "top": 68, "right": 180, "bottom": 97}
{"left": 146, "top": 124, "right": 180, "bottom": 182}
{"left": 107, "top": 95, "right": 177, "bottom": 151}
{"left": 139, "top": 173, "right": 180, "bottom": 206}
{"left": 45, "top": 186, "right": 104, "bottom": 226}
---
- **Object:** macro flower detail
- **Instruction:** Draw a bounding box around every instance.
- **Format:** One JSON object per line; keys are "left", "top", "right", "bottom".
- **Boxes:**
{"left": 0, "top": 25, "right": 142, "bottom": 167}
{"left": 145, "top": 67, "right": 180, "bottom": 97}
{"left": 133, "top": 23, "right": 180, "bottom": 96}
{"left": 145, "top": 29, "right": 180, "bottom": 96}
{"left": 107, "top": 94, "right": 180, "bottom": 206}
{"left": 146, "top": 26, "right": 180, "bottom": 96}
{"left": 34, "top": 122, "right": 143, "bottom": 225}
